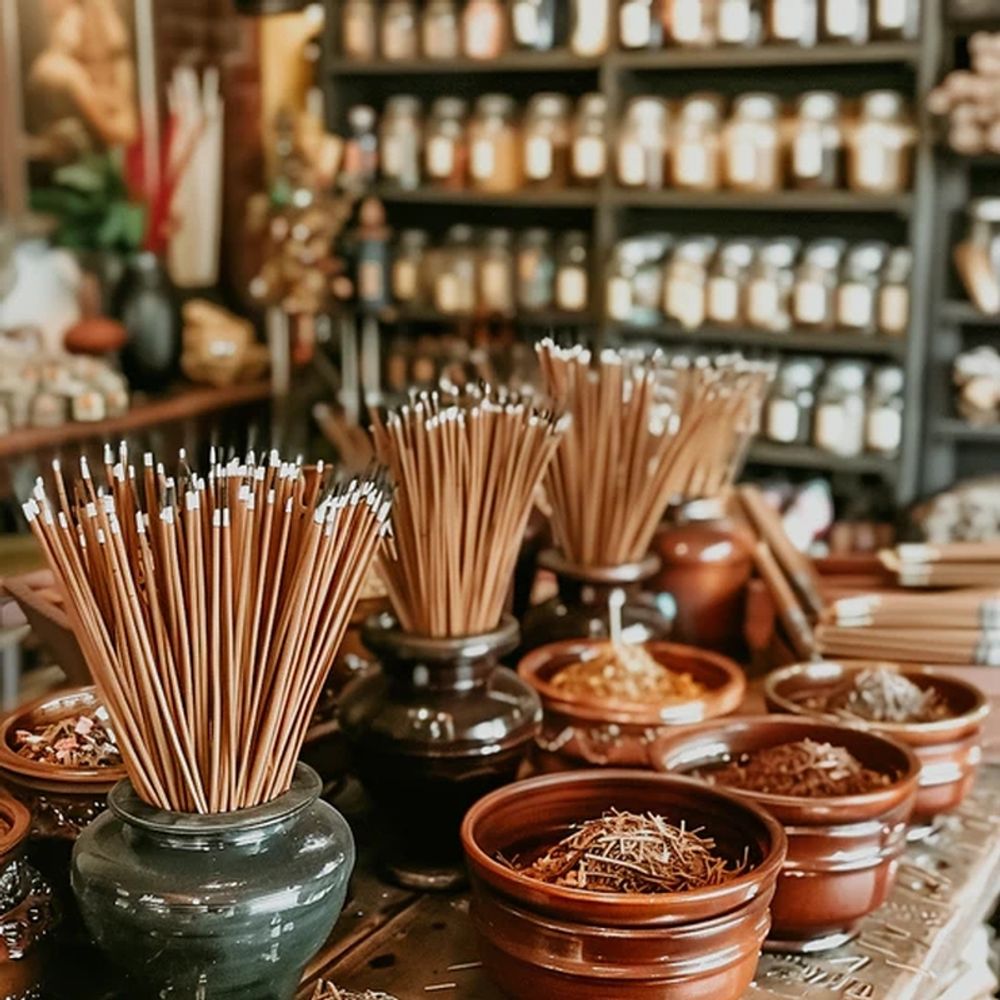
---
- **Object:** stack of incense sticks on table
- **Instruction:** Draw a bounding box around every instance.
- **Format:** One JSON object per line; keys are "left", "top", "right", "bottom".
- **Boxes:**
{"left": 535, "top": 340, "right": 773, "bottom": 569}
{"left": 371, "top": 385, "right": 568, "bottom": 638}
{"left": 22, "top": 447, "right": 391, "bottom": 813}
{"left": 881, "top": 542, "right": 1000, "bottom": 589}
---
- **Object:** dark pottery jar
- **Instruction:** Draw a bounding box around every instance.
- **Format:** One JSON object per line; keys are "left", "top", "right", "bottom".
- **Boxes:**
{"left": 114, "top": 252, "right": 181, "bottom": 391}
{"left": 339, "top": 613, "right": 540, "bottom": 890}
{"left": 0, "top": 793, "right": 57, "bottom": 1000}
{"left": 651, "top": 498, "right": 754, "bottom": 657}
{"left": 519, "top": 550, "right": 672, "bottom": 657}
{"left": 72, "top": 764, "right": 354, "bottom": 1000}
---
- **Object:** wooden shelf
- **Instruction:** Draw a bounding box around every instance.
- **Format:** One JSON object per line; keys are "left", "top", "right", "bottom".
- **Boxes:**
{"left": 747, "top": 441, "right": 898, "bottom": 475}
{"left": 610, "top": 188, "right": 914, "bottom": 213}
{"left": 381, "top": 307, "right": 598, "bottom": 326}
{"left": 0, "top": 381, "right": 272, "bottom": 462}
{"left": 931, "top": 418, "right": 1000, "bottom": 441}
{"left": 377, "top": 185, "right": 598, "bottom": 208}
{"left": 939, "top": 300, "right": 1000, "bottom": 326}
{"left": 327, "top": 49, "right": 601, "bottom": 75}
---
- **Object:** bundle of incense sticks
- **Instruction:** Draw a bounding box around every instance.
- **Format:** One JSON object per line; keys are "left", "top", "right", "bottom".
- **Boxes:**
{"left": 881, "top": 542, "right": 1000, "bottom": 589}
{"left": 23, "top": 447, "right": 391, "bottom": 814}
{"left": 816, "top": 624, "right": 1000, "bottom": 665}
{"left": 371, "top": 385, "right": 568, "bottom": 637}
{"left": 536, "top": 340, "right": 773, "bottom": 567}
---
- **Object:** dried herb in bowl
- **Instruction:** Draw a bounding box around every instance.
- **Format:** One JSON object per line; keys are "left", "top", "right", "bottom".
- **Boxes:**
{"left": 14, "top": 709, "right": 120, "bottom": 769}
{"left": 551, "top": 643, "right": 707, "bottom": 704}
{"left": 702, "top": 739, "right": 892, "bottom": 798}
{"left": 310, "top": 984, "right": 398, "bottom": 1000}
{"left": 804, "top": 668, "right": 951, "bottom": 725}
{"left": 507, "top": 809, "right": 747, "bottom": 894}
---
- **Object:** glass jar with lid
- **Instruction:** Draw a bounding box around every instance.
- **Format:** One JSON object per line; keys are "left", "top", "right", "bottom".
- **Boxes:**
{"left": 606, "top": 236, "right": 672, "bottom": 325}
{"left": 666, "top": 0, "right": 719, "bottom": 47}
{"left": 846, "top": 91, "right": 916, "bottom": 194}
{"left": 478, "top": 228, "right": 516, "bottom": 316}
{"left": 865, "top": 365, "right": 904, "bottom": 456}
{"left": 707, "top": 239, "right": 755, "bottom": 326}
{"left": 820, "top": 0, "right": 868, "bottom": 43}
{"left": 424, "top": 97, "right": 468, "bottom": 189}
{"left": 723, "top": 93, "right": 784, "bottom": 192}
{"left": 871, "top": 0, "right": 919, "bottom": 40}
{"left": 792, "top": 238, "right": 846, "bottom": 329}
{"left": 766, "top": 359, "right": 821, "bottom": 445}
{"left": 516, "top": 229, "right": 557, "bottom": 313}
{"left": 663, "top": 237, "right": 717, "bottom": 330}
{"left": 619, "top": 0, "right": 663, "bottom": 48}
{"left": 341, "top": 0, "right": 377, "bottom": 60}
{"left": 617, "top": 97, "right": 670, "bottom": 190}
{"left": 343, "top": 105, "right": 379, "bottom": 187}
{"left": 555, "top": 232, "right": 591, "bottom": 313}
{"left": 836, "top": 241, "right": 888, "bottom": 333}
{"left": 790, "top": 91, "right": 845, "bottom": 190}
{"left": 512, "top": 0, "right": 558, "bottom": 50}
{"left": 956, "top": 198, "right": 1000, "bottom": 314}
{"left": 767, "top": 0, "right": 818, "bottom": 44}
{"left": 379, "top": 95, "right": 423, "bottom": 190}
{"left": 421, "top": 0, "right": 460, "bottom": 59}
{"left": 716, "top": 0, "right": 763, "bottom": 45}
{"left": 672, "top": 94, "right": 724, "bottom": 190}
{"left": 468, "top": 94, "right": 522, "bottom": 193}
{"left": 814, "top": 361, "right": 868, "bottom": 457}
{"left": 570, "top": 0, "right": 613, "bottom": 55}
{"left": 462, "top": 0, "right": 508, "bottom": 59}
{"left": 606, "top": 241, "right": 642, "bottom": 323}
{"left": 877, "top": 246, "right": 911, "bottom": 336}
{"left": 745, "top": 238, "right": 800, "bottom": 331}
{"left": 381, "top": 1, "right": 419, "bottom": 60}
{"left": 571, "top": 94, "right": 608, "bottom": 186}
{"left": 392, "top": 229, "right": 430, "bottom": 307}
{"left": 434, "top": 225, "right": 477, "bottom": 315}
{"left": 522, "top": 94, "right": 572, "bottom": 189}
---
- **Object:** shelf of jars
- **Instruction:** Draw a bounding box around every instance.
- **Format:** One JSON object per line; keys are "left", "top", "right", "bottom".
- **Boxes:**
{"left": 327, "top": 49, "right": 603, "bottom": 74}
{"left": 747, "top": 440, "right": 900, "bottom": 475}
{"left": 608, "top": 188, "right": 915, "bottom": 213}
{"left": 376, "top": 184, "right": 599, "bottom": 207}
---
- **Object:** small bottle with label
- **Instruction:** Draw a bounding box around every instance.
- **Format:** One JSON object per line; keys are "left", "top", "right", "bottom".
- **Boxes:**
{"left": 555, "top": 231, "right": 591, "bottom": 313}
{"left": 766, "top": 0, "right": 817, "bottom": 45}
{"left": 392, "top": 229, "right": 430, "bottom": 307}
{"left": 820, "top": 0, "right": 869, "bottom": 43}
{"left": 462, "top": 0, "right": 508, "bottom": 59}
{"left": 790, "top": 91, "right": 845, "bottom": 190}
{"left": 421, "top": 0, "right": 461, "bottom": 59}
{"left": 634, "top": 236, "right": 675, "bottom": 324}
{"left": 381, "top": 0, "right": 419, "bottom": 60}
{"left": 792, "top": 238, "right": 845, "bottom": 329}
{"left": 620, "top": 0, "right": 664, "bottom": 49}
{"left": 517, "top": 229, "right": 557, "bottom": 313}
{"left": 468, "top": 94, "right": 523, "bottom": 193}
{"left": 672, "top": 94, "right": 724, "bottom": 191}
{"left": 343, "top": 105, "right": 379, "bottom": 189}
{"left": 865, "top": 365, "right": 904, "bottom": 456}
{"left": 571, "top": 94, "right": 608, "bottom": 186}
{"left": 355, "top": 197, "right": 392, "bottom": 313}
{"left": 745, "top": 238, "right": 800, "bottom": 332}
{"left": 667, "top": 0, "right": 719, "bottom": 46}
{"left": 511, "top": 0, "right": 558, "bottom": 50}
{"left": 716, "top": 0, "right": 763, "bottom": 45}
{"left": 846, "top": 91, "right": 915, "bottom": 194}
{"left": 871, "top": 0, "right": 919, "bottom": 40}
{"left": 814, "top": 361, "right": 867, "bottom": 457}
{"left": 877, "top": 246, "right": 911, "bottom": 337}
{"left": 662, "top": 236, "right": 717, "bottom": 330}
{"left": 836, "top": 242, "right": 888, "bottom": 334}
{"left": 341, "top": 0, "right": 377, "bottom": 60}
{"left": 707, "top": 239, "right": 755, "bottom": 326}
{"left": 478, "top": 228, "right": 516, "bottom": 316}
{"left": 606, "top": 242, "right": 641, "bottom": 323}
{"left": 617, "top": 97, "right": 671, "bottom": 189}
{"left": 766, "top": 359, "right": 821, "bottom": 445}
{"left": 435, "top": 224, "right": 477, "bottom": 315}
{"left": 723, "top": 93, "right": 784, "bottom": 192}
{"left": 424, "top": 97, "right": 468, "bottom": 189}
{"left": 570, "top": 0, "right": 613, "bottom": 55}
{"left": 379, "top": 95, "right": 423, "bottom": 191}
{"left": 522, "top": 93, "right": 572, "bottom": 189}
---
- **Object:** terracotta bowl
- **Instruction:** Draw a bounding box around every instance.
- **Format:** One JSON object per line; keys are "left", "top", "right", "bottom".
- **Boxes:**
{"left": 460, "top": 769, "right": 786, "bottom": 1000}
{"left": 650, "top": 715, "right": 920, "bottom": 951}
{"left": 517, "top": 640, "right": 746, "bottom": 768}
{"left": 763, "top": 661, "right": 990, "bottom": 823}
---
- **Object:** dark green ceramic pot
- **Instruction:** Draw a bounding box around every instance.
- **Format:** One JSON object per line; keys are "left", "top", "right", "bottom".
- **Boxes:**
{"left": 71, "top": 764, "right": 354, "bottom": 999}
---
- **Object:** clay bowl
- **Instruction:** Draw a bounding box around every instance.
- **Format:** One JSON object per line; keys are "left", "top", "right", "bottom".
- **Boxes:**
{"left": 763, "top": 660, "right": 990, "bottom": 823}
{"left": 518, "top": 639, "right": 746, "bottom": 769}
{"left": 460, "top": 769, "right": 786, "bottom": 1000}
{"left": 650, "top": 715, "right": 920, "bottom": 952}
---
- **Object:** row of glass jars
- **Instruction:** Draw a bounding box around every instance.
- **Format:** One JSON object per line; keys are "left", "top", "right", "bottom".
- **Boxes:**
{"left": 606, "top": 235, "right": 911, "bottom": 336}
{"left": 340, "top": 0, "right": 919, "bottom": 62}
{"left": 765, "top": 358, "right": 905, "bottom": 457}
{"left": 391, "top": 226, "right": 592, "bottom": 316}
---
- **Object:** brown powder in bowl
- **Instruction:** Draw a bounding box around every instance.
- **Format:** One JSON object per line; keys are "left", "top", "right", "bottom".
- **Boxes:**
{"left": 14, "top": 709, "right": 120, "bottom": 769}
{"left": 805, "top": 668, "right": 952, "bottom": 725}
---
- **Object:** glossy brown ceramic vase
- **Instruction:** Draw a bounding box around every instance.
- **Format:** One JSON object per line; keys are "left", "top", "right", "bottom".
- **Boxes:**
{"left": 519, "top": 551, "right": 673, "bottom": 656}
{"left": 650, "top": 715, "right": 920, "bottom": 952}
{"left": 763, "top": 661, "right": 990, "bottom": 824}
{"left": 518, "top": 639, "right": 746, "bottom": 769}
{"left": 460, "top": 769, "right": 786, "bottom": 1000}
{"left": 651, "top": 499, "right": 754, "bottom": 657}
{"left": 339, "top": 613, "right": 541, "bottom": 890}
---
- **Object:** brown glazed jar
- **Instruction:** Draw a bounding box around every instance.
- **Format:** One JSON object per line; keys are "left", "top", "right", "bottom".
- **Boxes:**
{"left": 338, "top": 614, "right": 540, "bottom": 890}
{"left": 652, "top": 499, "right": 754, "bottom": 658}
{"left": 519, "top": 550, "right": 673, "bottom": 656}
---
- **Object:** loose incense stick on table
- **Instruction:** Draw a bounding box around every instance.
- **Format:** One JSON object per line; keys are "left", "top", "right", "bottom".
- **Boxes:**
{"left": 23, "top": 448, "right": 390, "bottom": 814}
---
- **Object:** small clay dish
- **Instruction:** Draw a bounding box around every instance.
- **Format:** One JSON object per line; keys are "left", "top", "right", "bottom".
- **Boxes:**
{"left": 650, "top": 715, "right": 920, "bottom": 952}
{"left": 518, "top": 640, "right": 746, "bottom": 768}
{"left": 764, "top": 660, "right": 990, "bottom": 822}
{"left": 460, "top": 769, "right": 786, "bottom": 1000}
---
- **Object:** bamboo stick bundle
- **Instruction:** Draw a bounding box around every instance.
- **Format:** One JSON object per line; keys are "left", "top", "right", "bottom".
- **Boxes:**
{"left": 535, "top": 340, "right": 773, "bottom": 568}
{"left": 816, "top": 624, "right": 1000, "bottom": 666}
{"left": 371, "top": 385, "right": 568, "bottom": 637}
{"left": 881, "top": 545, "right": 1000, "bottom": 588}
{"left": 23, "top": 447, "right": 391, "bottom": 814}
{"left": 826, "top": 589, "right": 1000, "bottom": 629}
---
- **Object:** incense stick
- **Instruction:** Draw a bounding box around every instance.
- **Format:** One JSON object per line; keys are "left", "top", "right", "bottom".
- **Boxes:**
{"left": 24, "top": 448, "right": 391, "bottom": 814}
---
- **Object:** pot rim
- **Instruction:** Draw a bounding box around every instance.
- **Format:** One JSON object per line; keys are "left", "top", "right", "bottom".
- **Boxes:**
{"left": 518, "top": 639, "right": 746, "bottom": 724}
{"left": 0, "top": 684, "right": 128, "bottom": 786}
{"left": 537, "top": 550, "right": 660, "bottom": 584}
{"left": 0, "top": 790, "right": 31, "bottom": 858}
{"left": 460, "top": 768, "right": 787, "bottom": 915}
{"left": 361, "top": 612, "right": 520, "bottom": 662}
{"left": 108, "top": 762, "right": 321, "bottom": 834}
{"left": 649, "top": 714, "right": 922, "bottom": 817}
{"left": 763, "top": 660, "right": 991, "bottom": 736}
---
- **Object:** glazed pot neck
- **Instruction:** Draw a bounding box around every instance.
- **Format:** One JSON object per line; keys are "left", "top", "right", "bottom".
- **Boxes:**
{"left": 362, "top": 614, "right": 519, "bottom": 692}
{"left": 108, "top": 763, "right": 321, "bottom": 852}
{"left": 539, "top": 550, "right": 659, "bottom": 607}
{"left": 672, "top": 496, "right": 728, "bottom": 524}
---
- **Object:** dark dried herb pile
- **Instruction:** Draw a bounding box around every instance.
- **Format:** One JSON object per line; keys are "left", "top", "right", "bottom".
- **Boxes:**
{"left": 15, "top": 711, "right": 121, "bottom": 769}
{"left": 703, "top": 739, "right": 892, "bottom": 797}
{"left": 509, "top": 809, "right": 747, "bottom": 894}
{"left": 806, "top": 668, "right": 951, "bottom": 724}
